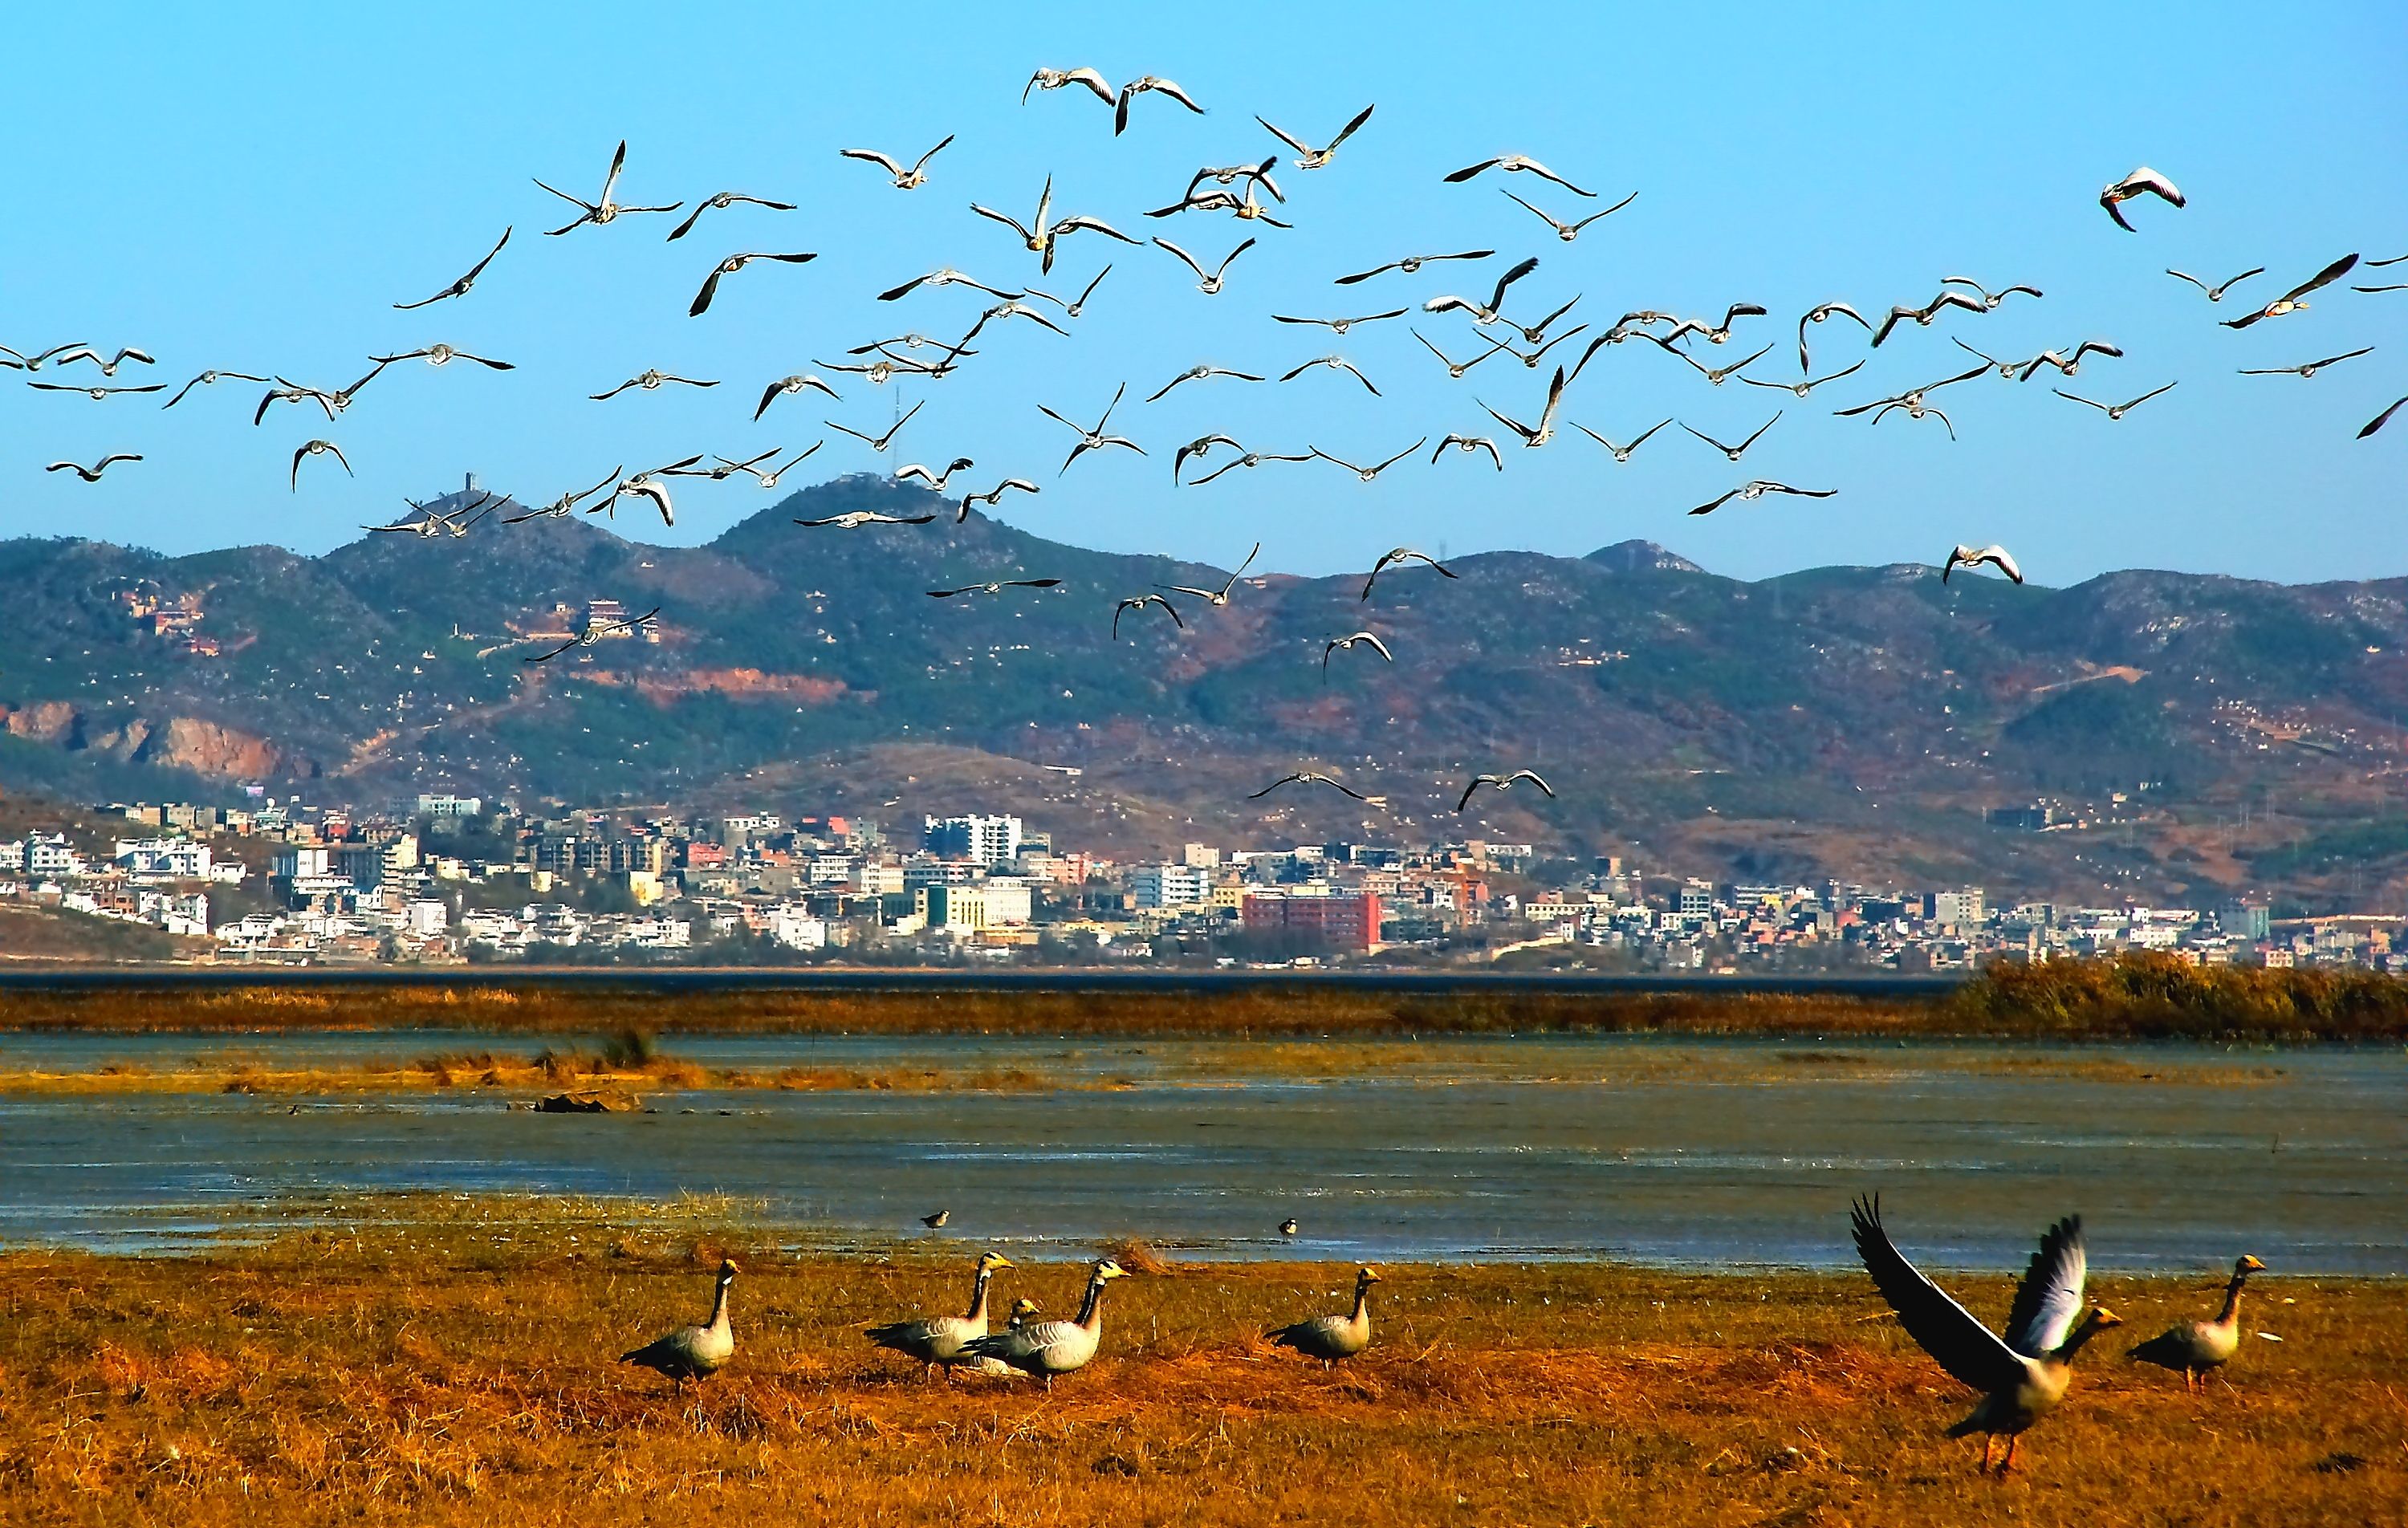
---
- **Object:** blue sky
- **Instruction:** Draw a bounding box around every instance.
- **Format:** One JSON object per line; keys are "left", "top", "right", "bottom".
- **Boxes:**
{"left": 2, "top": 1, "right": 2402, "bottom": 586}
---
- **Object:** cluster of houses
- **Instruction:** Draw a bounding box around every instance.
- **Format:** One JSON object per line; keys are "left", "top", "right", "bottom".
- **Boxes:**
{"left": 2, "top": 792, "right": 2397, "bottom": 971}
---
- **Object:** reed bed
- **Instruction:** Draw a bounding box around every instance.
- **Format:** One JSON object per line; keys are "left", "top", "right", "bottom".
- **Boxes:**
{"left": 7, "top": 955, "right": 2407, "bottom": 1042}
{"left": 0, "top": 1208, "right": 2397, "bottom": 1526}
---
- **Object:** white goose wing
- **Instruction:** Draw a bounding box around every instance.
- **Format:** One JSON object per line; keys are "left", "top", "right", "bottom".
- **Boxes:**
{"left": 1850, "top": 1196, "right": 2029, "bottom": 1395}
{"left": 1999, "top": 1215, "right": 2087, "bottom": 1359}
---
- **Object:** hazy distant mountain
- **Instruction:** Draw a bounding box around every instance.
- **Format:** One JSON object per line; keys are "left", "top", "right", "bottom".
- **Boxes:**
{"left": 6, "top": 473, "right": 2406, "bottom": 908}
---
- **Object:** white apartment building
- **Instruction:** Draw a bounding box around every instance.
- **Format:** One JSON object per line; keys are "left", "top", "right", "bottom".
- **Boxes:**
{"left": 1130, "top": 863, "right": 1210, "bottom": 908}
{"left": 116, "top": 838, "right": 214, "bottom": 880}
{"left": 922, "top": 814, "right": 1023, "bottom": 865}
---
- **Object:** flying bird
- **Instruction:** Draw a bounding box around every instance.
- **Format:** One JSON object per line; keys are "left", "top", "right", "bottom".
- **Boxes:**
{"left": 1173, "top": 433, "right": 1247, "bottom": 482}
{"left": 1361, "top": 547, "right": 1456, "bottom": 601}
{"left": 1870, "top": 291, "right": 1988, "bottom": 346}
{"left": 1189, "top": 449, "right": 1313, "bottom": 486}
{"left": 1279, "top": 354, "right": 1380, "bottom": 395}
{"left": 1313, "top": 439, "right": 1427, "bottom": 481}
{"left": 1039, "top": 382, "right": 1145, "bottom": 473}
{"left": 1573, "top": 418, "right": 1672, "bottom": 463}
{"left": 1157, "top": 543, "right": 1260, "bottom": 607}
{"left": 523, "top": 605, "right": 661, "bottom": 664}
{"left": 877, "top": 267, "right": 1025, "bottom": 304}
{"left": 44, "top": 454, "right": 141, "bottom": 482}
{"left": 1430, "top": 433, "right": 1504, "bottom": 469}
{"left": 2015, "top": 340, "right": 2125, "bottom": 380}
{"left": 755, "top": 372, "right": 841, "bottom": 420}
{"left": 394, "top": 226, "right": 512, "bottom": 307}
{"left": 535, "top": 140, "right": 681, "bottom": 234}
{"left": 2100, "top": 165, "right": 2184, "bottom": 231}
{"left": 1443, "top": 155, "right": 1595, "bottom": 196}
{"left": 288, "top": 439, "right": 352, "bottom": 490}
{"left": 502, "top": 465, "right": 621, "bottom": 523}
{"left": 1411, "top": 328, "right": 1512, "bottom": 379}
{"left": 1255, "top": 104, "right": 1373, "bottom": 169}
{"left": 1422, "top": 255, "right": 1540, "bottom": 326}
{"left": 1850, "top": 1197, "right": 2121, "bottom": 1477}
{"left": 2220, "top": 254, "right": 2360, "bottom": 327}
{"left": 1023, "top": 67, "right": 1116, "bottom": 106}
{"left": 2053, "top": 381, "right": 2177, "bottom": 420}
{"left": 0, "top": 341, "right": 91, "bottom": 372}
{"left": 795, "top": 509, "right": 938, "bottom": 529}
{"left": 1690, "top": 480, "right": 1837, "bottom": 515}
{"left": 689, "top": 251, "right": 818, "bottom": 316}
{"left": 1183, "top": 156, "right": 1284, "bottom": 204}
{"left": 1112, "top": 592, "right": 1185, "bottom": 639}
{"left": 895, "top": 456, "right": 976, "bottom": 491}
{"left": 1652, "top": 336, "right": 1775, "bottom": 386}
{"left": 161, "top": 369, "right": 271, "bottom": 408}
{"left": 1796, "top": 301, "right": 1871, "bottom": 372}
{"left": 28, "top": 380, "right": 165, "bottom": 400}
{"left": 1835, "top": 364, "right": 1988, "bottom": 421}
{"left": 2237, "top": 347, "right": 2373, "bottom": 378}
{"left": 1113, "top": 75, "right": 1206, "bottom": 135}
{"left": 928, "top": 579, "right": 1062, "bottom": 599}
{"left": 1023, "top": 264, "right": 1114, "bottom": 320}
{"left": 591, "top": 369, "right": 718, "bottom": 400}
{"left": 1939, "top": 276, "right": 2043, "bottom": 311}
{"left": 2361, "top": 395, "right": 2408, "bottom": 439}
{"left": 1500, "top": 187, "right": 1634, "bottom": 240}
{"left": 739, "top": 441, "right": 823, "bottom": 490}
{"left": 605, "top": 473, "right": 681, "bottom": 526}
{"left": 1336, "top": 250, "right": 1493, "bottom": 286}
{"left": 1272, "top": 308, "right": 1407, "bottom": 335}
{"left": 371, "top": 343, "right": 514, "bottom": 369}
{"left": 827, "top": 397, "right": 925, "bottom": 453}
{"left": 1323, "top": 631, "right": 1394, "bottom": 669}
{"left": 1743, "top": 360, "right": 1863, "bottom": 397}
{"left": 1479, "top": 364, "right": 1567, "bottom": 446}
{"left": 2165, "top": 266, "right": 2263, "bottom": 302}
{"left": 1680, "top": 412, "right": 1782, "bottom": 461}
{"left": 1145, "top": 363, "right": 1263, "bottom": 401}
{"left": 1942, "top": 544, "right": 2024, "bottom": 584}
{"left": 955, "top": 478, "right": 1040, "bottom": 522}
{"left": 1249, "top": 770, "right": 1373, "bottom": 802}
{"left": 665, "top": 191, "right": 799, "bottom": 242}
{"left": 1151, "top": 235, "right": 1255, "bottom": 295}
{"left": 1658, "top": 303, "right": 1767, "bottom": 346}
{"left": 1456, "top": 770, "right": 1554, "bottom": 812}
{"left": 53, "top": 346, "right": 155, "bottom": 376}
{"left": 973, "top": 174, "right": 1140, "bottom": 274}
{"left": 1145, "top": 181, "right": 1290, "bottom": 227}
{"left": 838, "top": 135, "right": 956, "bottom": 190}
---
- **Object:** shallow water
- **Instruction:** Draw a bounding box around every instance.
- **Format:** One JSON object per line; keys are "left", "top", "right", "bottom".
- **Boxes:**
{"left": 1, "top": 1030, "right": 2400, "bottom": 1270}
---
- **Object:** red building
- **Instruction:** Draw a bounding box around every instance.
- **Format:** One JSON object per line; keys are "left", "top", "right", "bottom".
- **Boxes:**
{"left": 1241, "top": 891, "right": 1382, "bottom": 953}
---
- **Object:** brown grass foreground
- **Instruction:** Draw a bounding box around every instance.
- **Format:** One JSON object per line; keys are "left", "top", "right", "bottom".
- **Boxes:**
{"left": 7, "top": 954, "right": 2408, "bottom": 1041}
{"left": 0, "top": 1214, "right": 2399, "bottom": 1526}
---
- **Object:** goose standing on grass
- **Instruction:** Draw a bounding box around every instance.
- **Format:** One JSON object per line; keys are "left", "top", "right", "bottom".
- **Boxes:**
{"left": 1850, "top": 1197, "right": 2122, "bottom": 1476}
{"left": 621, "top": 1259, "right": 737, "bottom": 1393}
{"left": 2128, "top": 1255, "right": 2265, "bottom": 1392}
{"left": 1266, "top": 1266, "right": 1381, "bottom": 1369}
{"left": 971, "top": 1298, "right": 1044, "bottom": 1378}
{"left": 867, "top": 1251, "right": 1015, "bottom": 1381}
{"left": 960, "top": 1258, "right": 1129, "bottom": 1390}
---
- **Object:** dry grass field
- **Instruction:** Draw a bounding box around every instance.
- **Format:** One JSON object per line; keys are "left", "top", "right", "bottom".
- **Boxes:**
{"left": 0, "top": 1205, "right": 2399, "bottom": 1526}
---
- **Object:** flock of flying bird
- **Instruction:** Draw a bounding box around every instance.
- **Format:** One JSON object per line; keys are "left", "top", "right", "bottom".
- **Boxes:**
{"left": 615, "top": 1200, "right": 2274, "bottom": 1479}
{"left": 10, "top": 75, "right": 2405, "bottom": 825}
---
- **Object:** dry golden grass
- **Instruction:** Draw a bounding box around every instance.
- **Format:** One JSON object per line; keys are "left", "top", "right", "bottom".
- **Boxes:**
{"left": 0, "top": 1209, "right": 2399, "bottom": 1526}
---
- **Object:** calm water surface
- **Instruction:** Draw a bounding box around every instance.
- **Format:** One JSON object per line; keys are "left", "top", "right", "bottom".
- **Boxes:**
{"left": 1, "top": 1030, "right": 2399, "bottom": 1271}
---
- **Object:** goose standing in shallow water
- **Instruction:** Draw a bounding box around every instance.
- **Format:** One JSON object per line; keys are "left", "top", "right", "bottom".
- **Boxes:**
{"left": 621, "top": 1259, "right": 737, "bottom": 1393}
{"left": 1851, "top": 1197, "right": 2122, "bottom": 1475}
{"left": 960, "top": 1258, "right": 1129, "bottom": 1389}
{"left": 2128, "top": 1255, "right": 2265, "bottom": 1392}
{"left": 867, "top": 1251, "right": 1015, "bottom": 1381}
{"left": 1267, "top": 1266, "right": 1381, "bottom": 1368}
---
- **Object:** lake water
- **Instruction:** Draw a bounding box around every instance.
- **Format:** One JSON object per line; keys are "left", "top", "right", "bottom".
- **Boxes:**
{"left": 1, "top": 1030, "right": 2400, "bottom": 1272}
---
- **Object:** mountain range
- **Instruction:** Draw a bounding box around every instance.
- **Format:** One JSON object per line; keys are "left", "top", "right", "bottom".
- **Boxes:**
{"left": 6, "top": 473, "right": 2407, "bottom": 908}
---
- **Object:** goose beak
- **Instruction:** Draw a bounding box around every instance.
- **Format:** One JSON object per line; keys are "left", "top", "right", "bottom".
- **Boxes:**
{"left": 1360, "top": 1266, "right": 1382, "bottom": 1282}
{"left": 2240, "top": 1255, "right": 2266, "bottom": 1272}
{"left": 988, "top": 1254, "right": 1015, "bottom": 1270}
{"left": 2093, "top": 1307, "right": 2124, "bottom": 1328}
{"left": 719, "top": 1259, "right": 739, "bottom": 1278}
